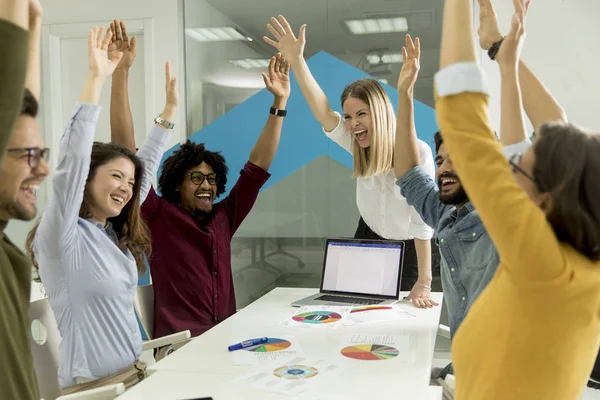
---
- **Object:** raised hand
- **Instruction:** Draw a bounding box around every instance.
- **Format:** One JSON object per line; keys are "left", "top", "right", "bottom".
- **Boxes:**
{"left": 29, "top": 0, "right": 42, "bottom": 25}
{"left": 160, "top": 61, "right": 178, "bottom": 123}
{"left": 397, "top": 34, "right": 421, "bottom": 92}
{"left": 496, "top": 0, "right": 530, "bottom": 68}
{"left": 261, "top": 53, "right": 291, "bottom": 99}
{"left": 263, "top": 15, "right": 306, "bottom": 64}
{"left": 477, "top": 0, "right": 503, "bottom": 50}
{"left": 88, "top": 26, "right": 123, "bottom": 79}
{"left": 109, "top": 19, "right": 137, "bottom": 71}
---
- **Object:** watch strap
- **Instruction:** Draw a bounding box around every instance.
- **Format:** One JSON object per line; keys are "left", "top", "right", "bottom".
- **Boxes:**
{"left": 270, "top": 107, "right": 287, "bottom": 117}
{"left": 154, "top": 115, "right": 175, "bottom": 129}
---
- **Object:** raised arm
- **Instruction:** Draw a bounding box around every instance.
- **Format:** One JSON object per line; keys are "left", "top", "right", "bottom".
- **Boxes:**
{"left": 0, "top": 0, "right": 28, "bottom": 29}
{"left": 248, "top": 54, "right": 289, "bottom": 171}
{"left": 35, "top": 27, "right": 122, "bottom": 254}
{"left": 394, "top": 34, "right": 422, "bottom": 179}
{"left": 478, "top": 0, "right": 566, "bottom": 139}
{"left": 136, "top": 61, "right": 177, "bottom": 203}
{"left": 263, "top": 15, "right": 339, "bottom": 132}
{"left": 109, "top": 19, "right": 137, "bottom": 153}
{"left": 26, "top": 0, "right": 41, "bottom": 100}
{"left": 0, "top": 0, "right": 29, "bottom": 162}
{"left": 436, "top": 0, "right": 563, "bottom": 280}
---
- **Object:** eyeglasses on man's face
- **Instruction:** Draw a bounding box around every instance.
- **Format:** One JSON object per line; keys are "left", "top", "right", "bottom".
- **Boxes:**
{"left": 7, "top": 147, "right": 50, "bottom": 168}
{"left": 188, "top": 171, "right": 218, "bottom": 186}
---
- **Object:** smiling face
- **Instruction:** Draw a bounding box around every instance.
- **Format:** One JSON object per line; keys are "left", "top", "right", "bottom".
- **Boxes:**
{"left": 435, "top": 142, "right": 468, "bottom": 206}
{"left": 0, "top": 115, "right": 50, "bottom": 222}
{"left": 342, "top": 96, "right": 372, "bottom": 148}
{"left": 87, "top": 156, "right": 135, "bottom": 225}
{"left": 179, "top": 161, "right": 218, "bottom": 213}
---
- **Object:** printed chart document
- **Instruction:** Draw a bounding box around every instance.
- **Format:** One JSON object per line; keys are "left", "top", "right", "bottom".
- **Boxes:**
{"left": 231, "top": 356, "right": 344, "bottom": 396}
{"left": 282, "top": 305, "right": 352, "bottom": 329}
{"left": 342, "top": 305, "right": 415, "bottom": 326}
{"left": 337, "top": 333, "right": 411, "bottom": 363}
{"left": 229, "top": 335, "right": 305, "bottom": 365}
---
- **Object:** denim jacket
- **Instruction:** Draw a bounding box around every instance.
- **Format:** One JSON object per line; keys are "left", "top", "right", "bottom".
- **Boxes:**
{"left": 395, "top": 139, "right": 531, "bottom": 337}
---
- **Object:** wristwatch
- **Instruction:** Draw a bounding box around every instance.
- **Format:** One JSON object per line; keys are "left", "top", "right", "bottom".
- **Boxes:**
{"left": 154, "top": 115, "right": 175, "bottom": 129}
{"left": 488, "top": 38, "right": 505, "bottom": 61}
{"left": 270, "top": 107, "right": 287, "bottom": 117}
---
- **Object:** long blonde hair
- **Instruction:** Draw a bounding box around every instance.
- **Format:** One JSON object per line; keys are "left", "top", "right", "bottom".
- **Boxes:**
{"left": 341, "top": 79, "right": 396, "bottom": 177}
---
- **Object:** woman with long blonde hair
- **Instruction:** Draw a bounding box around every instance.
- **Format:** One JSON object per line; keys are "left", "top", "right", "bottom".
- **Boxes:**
{"left": 264, "top": 15, "right": 436, "bottom": 308}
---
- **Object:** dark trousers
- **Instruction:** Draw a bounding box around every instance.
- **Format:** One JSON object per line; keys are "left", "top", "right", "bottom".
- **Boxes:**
{"left": 354, "top": 217, "right": 419, "bottom": 291}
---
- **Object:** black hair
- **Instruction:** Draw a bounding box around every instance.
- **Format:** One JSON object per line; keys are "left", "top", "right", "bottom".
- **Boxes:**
{"left": 158, "top": 140, "right": 228, "bottom": 205}
{"left": 434, "top": 131, "right": 443, "bottom": 154}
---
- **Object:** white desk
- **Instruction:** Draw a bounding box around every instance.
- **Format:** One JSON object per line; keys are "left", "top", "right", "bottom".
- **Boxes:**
{"left": 133, "top": 288, "right": 443, "bottom": 399}
{"left": 118, "top": 370, "right": 443, "bottom": 400}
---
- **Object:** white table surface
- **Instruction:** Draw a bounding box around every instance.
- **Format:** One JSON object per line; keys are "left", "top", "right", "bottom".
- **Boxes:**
{"left": 134, "top": 287, "right": 444, "bottom": 399}
{"left": 118, "top": 370, "right": 444, "bottom": 400}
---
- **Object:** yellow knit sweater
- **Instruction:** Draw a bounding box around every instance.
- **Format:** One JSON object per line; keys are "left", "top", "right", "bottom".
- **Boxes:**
{"left": 436, "top": 63, "right": 600, "bottom": 400}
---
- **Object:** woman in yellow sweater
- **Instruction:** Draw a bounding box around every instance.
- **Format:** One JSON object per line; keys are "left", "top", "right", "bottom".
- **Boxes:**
{"left": 435, "top": 0, "right": 600, "bottom": 399}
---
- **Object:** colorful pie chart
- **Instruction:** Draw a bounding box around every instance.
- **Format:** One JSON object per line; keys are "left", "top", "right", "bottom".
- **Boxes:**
{"left": 243, "top": 338, "right": 292, "bottom": 352}
{"left": 341, "top": 344, "right": 400, "bottom": 360}
{"left": 273, "top": 365, "right": 319, "bottom": 379}
{"left": 292, "top": 311, "right": 342, "bottom": 324}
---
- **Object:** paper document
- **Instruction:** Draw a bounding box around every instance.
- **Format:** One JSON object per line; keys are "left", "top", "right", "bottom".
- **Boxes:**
{"left": 337, "top": 333, "right": 411, "bottom": 363}
{"left": 230, "top": 335, "right": 305, "bottom": 366}
{"left": 342, "top": 305, "right": 415, "bottom": 326}
{"left": 232, "top": 356, "right": 344, "bottom": 396}
{"left": 282, "top": 305, "right": 352, "bottom": 328}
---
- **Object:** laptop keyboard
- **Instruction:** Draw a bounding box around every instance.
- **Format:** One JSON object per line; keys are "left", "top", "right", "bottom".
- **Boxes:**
{"left": 315, "top": 295, "right": 384, "bottom": 305}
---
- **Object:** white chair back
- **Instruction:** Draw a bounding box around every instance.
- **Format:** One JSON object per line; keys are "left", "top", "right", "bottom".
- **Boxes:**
{"left": 29, "top": 298, "right": 62, "bottom": 400}
{"left": 134, "top": 284, "right": 155, "bottom": 340}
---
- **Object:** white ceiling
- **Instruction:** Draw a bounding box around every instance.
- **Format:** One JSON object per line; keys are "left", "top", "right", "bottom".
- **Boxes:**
{"left": 185, "top": 0, "right": 445, "bottom": 106}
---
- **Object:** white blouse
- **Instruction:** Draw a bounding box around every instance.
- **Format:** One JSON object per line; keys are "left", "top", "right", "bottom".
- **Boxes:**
{"left": 324, "top": 112, "right": 435, "bottom": 241}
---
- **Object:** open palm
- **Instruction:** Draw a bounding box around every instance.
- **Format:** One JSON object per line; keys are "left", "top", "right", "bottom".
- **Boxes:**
{"left": 263, "top": 15, "right": 306, "bottom": 63}
{"left": 262, "top": 53, "right": 291, "bottom": 98}
{"left": 109, "top": 20, "right": 137, "bottom": 71}
{"left": 88, "top": 27, "right": 123, "bottom": 78}
{"left": 397, "top": 34, "right": 421, "bottom": 92}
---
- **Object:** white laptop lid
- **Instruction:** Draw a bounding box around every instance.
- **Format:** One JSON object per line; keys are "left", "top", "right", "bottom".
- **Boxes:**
{"left": 319, "top": 238, "right": 404, "bottom": 299}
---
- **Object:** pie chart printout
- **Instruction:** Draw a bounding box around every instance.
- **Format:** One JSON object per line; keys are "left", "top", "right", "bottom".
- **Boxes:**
{"left": 340, "top": 344, "right": 400, "bottom": 360}
{"left": 243, "top": 338, "right": 292, "bottom": 352}
{"left": 292, "top": 311, "right": 342, "bottom": 324}
{"left": 273, "top": 365, "right": 319, "bottom": 379}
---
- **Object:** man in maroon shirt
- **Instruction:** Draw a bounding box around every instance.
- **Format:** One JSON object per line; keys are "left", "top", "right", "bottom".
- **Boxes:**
{"left": 109, "top": 22, "right": 291, "bottom": 337}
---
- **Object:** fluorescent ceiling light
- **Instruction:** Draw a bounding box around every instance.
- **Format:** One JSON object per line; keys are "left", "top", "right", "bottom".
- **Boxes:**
{"left": 229, "top": 59, "right": 271, "bottom": 69}
{"left": 367, "top": 53, "right": 403, "bottom": 64}
{"left": 185, "top": 27, "right": 247, "bottom": 42}
{"left": 345, "top": 17, "right": 408, "bottom": 35}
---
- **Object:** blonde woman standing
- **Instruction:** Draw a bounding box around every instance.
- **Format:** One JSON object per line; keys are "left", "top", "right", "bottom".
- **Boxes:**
{"left": 264, "top": 15, "right": 436, "bottom": 308}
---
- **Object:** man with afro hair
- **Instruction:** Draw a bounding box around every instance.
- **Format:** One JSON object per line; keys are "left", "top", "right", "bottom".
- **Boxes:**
{"left": 111, "top": 52, "right": 292, "bottom": 337}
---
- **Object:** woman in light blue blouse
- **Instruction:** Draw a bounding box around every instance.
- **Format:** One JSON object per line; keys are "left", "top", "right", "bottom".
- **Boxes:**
{"left": 26, "top": 26, "right": 178, "bottom": 390}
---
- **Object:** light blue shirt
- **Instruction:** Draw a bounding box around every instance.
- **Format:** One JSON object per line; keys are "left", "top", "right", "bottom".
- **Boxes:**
{"left": 34, "top": 103, "right": 171, "bottom": 388}
{"left": 396, "top": 139, "right": 531, "bottom": 339}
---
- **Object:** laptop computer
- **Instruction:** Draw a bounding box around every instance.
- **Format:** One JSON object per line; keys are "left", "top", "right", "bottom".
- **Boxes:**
{"left": 291, "top": 238, "right": 404, "bottom": 307}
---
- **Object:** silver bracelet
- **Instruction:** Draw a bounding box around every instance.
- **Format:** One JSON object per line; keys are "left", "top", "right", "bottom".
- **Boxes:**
{"left": 416, "top": 281, "right": 431, "bottom": 290}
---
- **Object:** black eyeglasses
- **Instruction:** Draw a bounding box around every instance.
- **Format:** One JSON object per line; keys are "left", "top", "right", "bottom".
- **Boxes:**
{"left": 188, "top": 171, "right": 218, "bottom": 186}
{"left": 509, "top": 153, "right": 537, "bottom": 184}
{"left": 7, "top": 147, "right": 50, "bottom": 168}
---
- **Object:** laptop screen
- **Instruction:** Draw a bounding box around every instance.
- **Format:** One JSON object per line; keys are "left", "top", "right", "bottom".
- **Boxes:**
{"left": 321, "top": 240, "right": 403, "bottom": 297}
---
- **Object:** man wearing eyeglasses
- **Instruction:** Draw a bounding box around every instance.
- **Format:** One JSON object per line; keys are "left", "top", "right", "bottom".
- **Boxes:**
{"left": 0, "top": 1, "right": 48, "bottom": 399}
{"left": 109, "top": 36, "right": 292, "bottom": 338}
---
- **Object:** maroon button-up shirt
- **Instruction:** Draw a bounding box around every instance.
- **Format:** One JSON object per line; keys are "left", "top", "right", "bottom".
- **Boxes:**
{"left": 141, "top": 161, "right": 270, "bottom": 337}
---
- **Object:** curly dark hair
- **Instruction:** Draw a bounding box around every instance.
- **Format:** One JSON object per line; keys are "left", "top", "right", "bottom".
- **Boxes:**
{"left": 158, "top": 140, "right": 228, "bottom": 205}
